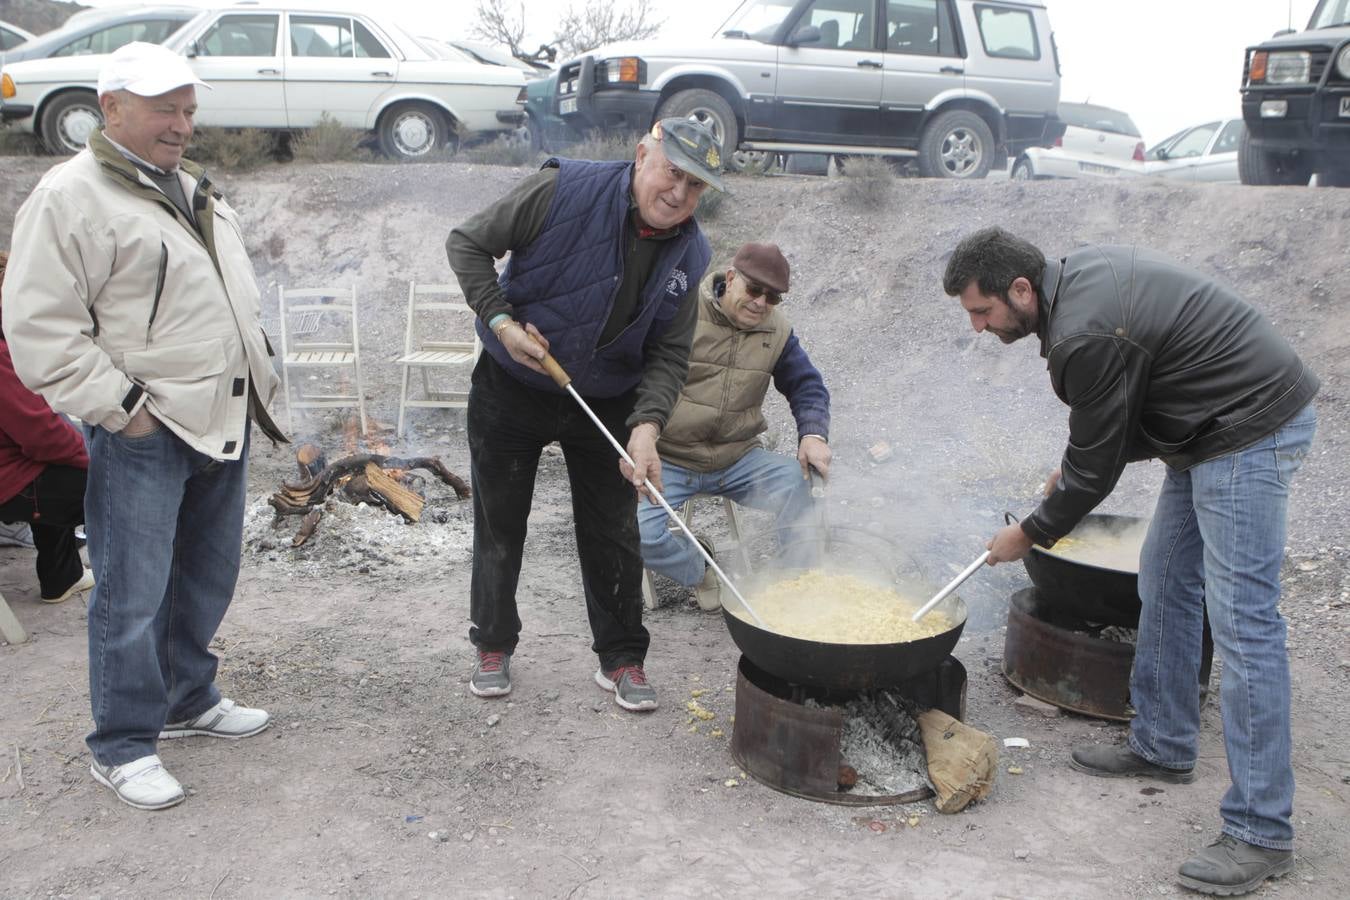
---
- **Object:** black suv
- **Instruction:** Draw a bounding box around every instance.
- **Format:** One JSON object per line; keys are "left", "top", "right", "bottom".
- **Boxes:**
{"left": 1239, "top": 0, "right": 1350, "bottom": 186}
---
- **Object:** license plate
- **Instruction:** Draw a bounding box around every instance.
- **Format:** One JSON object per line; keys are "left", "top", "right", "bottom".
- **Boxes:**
{"left": 1341, "top": 96, "right": 1350, "bottom": 118}
{"left": 1080, "top": 162, "right": 1118, "bottom": 176}
{"left": 559, "top": 97, "right": 577, "bottom": 115}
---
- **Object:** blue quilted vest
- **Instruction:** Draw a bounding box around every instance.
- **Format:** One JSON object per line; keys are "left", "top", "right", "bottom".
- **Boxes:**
{"left": 477, "top": 157, "right": 711, "bottom": 398}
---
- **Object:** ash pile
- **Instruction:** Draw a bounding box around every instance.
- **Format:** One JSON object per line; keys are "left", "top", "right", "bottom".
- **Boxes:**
{"left": 810, "top": 691, "right": 932, "bottom": 797}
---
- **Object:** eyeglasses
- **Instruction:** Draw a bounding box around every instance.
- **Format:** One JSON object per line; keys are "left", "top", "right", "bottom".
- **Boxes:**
{"left": 742, "top": 277, "right": 782, "bottom": 305}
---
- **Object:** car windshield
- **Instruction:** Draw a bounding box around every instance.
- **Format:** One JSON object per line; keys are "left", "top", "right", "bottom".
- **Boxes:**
{"left": 717, "top": 0, "right": 798, "bottom": 42}
{"left": 1309, "top": 0, "right": 1350, "bottom": 28}
{"left": 1059, "top": 103, "right": 1141, "bottom": 137}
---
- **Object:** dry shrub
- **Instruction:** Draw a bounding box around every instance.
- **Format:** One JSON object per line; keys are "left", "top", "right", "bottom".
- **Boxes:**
{"left": 568, "top": 132, "right": 638, "bottom": 162}
{"left": 191, "top": 127, "right": 275, "bottom": 171}
{"left": 459, "top": 134, "right": 542, "bottom": 168}
{"left": 291, "top": 113, "right": 370, "bottom": 163}
{"left": 0, "top": 130, "right": 42, "bottom": 156}
{"left": 696, "top": 187, "right": 726, "bottom": 221}
{"left": 839, "top": 155, "right": 897, "bottom": 209}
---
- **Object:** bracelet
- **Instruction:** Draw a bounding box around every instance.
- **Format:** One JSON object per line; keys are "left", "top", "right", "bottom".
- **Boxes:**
{"left": 491, "top": 316, "right": 516, "bottom": 338}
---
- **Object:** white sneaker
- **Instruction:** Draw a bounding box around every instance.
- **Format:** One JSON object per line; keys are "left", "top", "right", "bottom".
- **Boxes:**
{"left": 160, "top": 698, "right": 271, "bottom": 739}
{"left": 90, "top": 754, "right": 184, "bottom": 810}
{"left": 42, "top": 567, "right": 94, "bottom": 604}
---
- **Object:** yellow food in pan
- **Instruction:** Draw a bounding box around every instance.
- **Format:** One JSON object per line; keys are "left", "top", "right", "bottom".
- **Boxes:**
{"left": 732, "top": 570, "right": 955, "bottom": 644}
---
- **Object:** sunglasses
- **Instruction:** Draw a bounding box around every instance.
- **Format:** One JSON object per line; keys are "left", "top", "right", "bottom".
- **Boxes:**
{"left": 742, "top": 277, "right": 782, "bottom": 305}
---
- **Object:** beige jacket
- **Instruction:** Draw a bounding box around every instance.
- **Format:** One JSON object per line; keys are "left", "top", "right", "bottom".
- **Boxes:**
{"left": 6, "top": 131, "right": 284, "bottom": 460}
{"left": 657, "top": 272, "right": 791, "bottom": 471}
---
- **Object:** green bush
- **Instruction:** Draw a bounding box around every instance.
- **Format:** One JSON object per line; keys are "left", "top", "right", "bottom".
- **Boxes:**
{"left": 568, "top": 132, "right": 638, "bottom": 162}
{"left": 839, "top": 155, "right": 896, "bottom": 209}
{"left": 291, "top": 113, "right": 370, "bottom": 163}
{"left": 190, "top": 127, "right": 275, "bottom": 171}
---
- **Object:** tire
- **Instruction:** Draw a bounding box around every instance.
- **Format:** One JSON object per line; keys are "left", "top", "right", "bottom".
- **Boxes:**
{"left": 378, "top": 102, "right": 454, "bottom": 161}
{"left": 917, "top": 109, "right": 995, "bottom": 179}
{"left": 655, "top": 88, "right": 738, "bottom": 161}
{"left": 727, "top": 148, "right": 775, "bottom": 174}
{"left": 1237, "top": 127, "right": 1311, "bottom": 186}
{"left": 1010, "top": 157, "right": 1035, "bottom": 181}
{"left": 40, "top": 91, "right": 103, "bottom": 155}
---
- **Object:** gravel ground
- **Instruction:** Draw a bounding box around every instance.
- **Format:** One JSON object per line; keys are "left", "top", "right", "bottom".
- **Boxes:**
{"left": 2, "top": 156, "right": 1347, "bottom": 899}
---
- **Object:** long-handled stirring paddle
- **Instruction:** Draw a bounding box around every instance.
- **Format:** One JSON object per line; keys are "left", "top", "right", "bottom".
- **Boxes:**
{"left": 537, "top": 352, "right": 767, "bottom": 627}
{"left": 912, "top": 550, "right": 990, "bottom": 622}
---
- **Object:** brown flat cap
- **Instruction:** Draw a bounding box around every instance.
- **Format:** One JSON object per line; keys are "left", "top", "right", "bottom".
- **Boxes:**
{"left": 732, "top": 242, "right": 790, "bottom": 294}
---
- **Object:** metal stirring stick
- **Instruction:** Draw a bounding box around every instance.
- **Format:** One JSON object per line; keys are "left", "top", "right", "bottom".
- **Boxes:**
{"left": 538, "top": 352, "right": 767, "bottom": 627}
{"left": 912, "top": 550, "right": 990, "bottom": 622}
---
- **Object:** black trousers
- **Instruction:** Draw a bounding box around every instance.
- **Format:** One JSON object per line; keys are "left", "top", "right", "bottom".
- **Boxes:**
{"left": 466, "top": 354, "right": 649, "bottom": 669}
{"left": 0, "top": 464, "right": 86, "bottom": 599}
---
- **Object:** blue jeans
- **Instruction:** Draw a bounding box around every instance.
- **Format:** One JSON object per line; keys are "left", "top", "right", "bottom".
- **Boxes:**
{"left": 638, "top": 448, "right": 813, "bottom": 587}
{"left": 84, "top": 423, "right": 250, "bottom": 766}
{"left": 1129, "top": 404, "right": 1316, "bottom": 850}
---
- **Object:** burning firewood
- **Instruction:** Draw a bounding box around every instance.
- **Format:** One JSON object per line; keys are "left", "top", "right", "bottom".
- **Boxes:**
{"left": 292, "top": 509, "right": 322, "bottom": 547}
{"left": 295, "top": 443, "right": 328, "bottom": 480}
{"left": 269, "top": 453, "right": 469, "bottom": 515}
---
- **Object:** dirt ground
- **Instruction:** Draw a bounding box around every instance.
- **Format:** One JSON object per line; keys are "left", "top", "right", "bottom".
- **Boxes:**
{"left": 2, "top": 157, "right": 1347, "bottom": 899}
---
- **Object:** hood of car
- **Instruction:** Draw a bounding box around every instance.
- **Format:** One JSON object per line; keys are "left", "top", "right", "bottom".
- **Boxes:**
{"left": 1254, "top": 24, "right": 1350, "bottom": 49}
{"left": 1, "top": 53, "right": 104, "bottom": 86}
{"left": 570, "top": 35, "right": 774, "bottom": 66}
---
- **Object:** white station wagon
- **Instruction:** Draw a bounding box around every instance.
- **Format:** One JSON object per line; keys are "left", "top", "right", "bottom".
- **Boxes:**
{"left": 0, "top": 3, "right": 526, "bottom": 160}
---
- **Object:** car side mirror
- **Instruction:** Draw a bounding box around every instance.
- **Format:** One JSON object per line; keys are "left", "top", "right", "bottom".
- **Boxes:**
{"left": 186, "top": 40, "right": 201, "bottom": 58}
{"left": 1155, "top": 147, "right": 1169, "bottom": 161}
{"left": 1271, "top": 28, "right": 1295, "bottom": 38}
{"left": 788, "top": 24, "right": 822, "bottom": 47}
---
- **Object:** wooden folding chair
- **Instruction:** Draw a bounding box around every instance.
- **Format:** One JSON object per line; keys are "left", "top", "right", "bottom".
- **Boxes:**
{"left": 393, "top": 281, "right": 481, "bottom": 438}
{"left": 278, "top": 283, "right": 368, "bottom": 435}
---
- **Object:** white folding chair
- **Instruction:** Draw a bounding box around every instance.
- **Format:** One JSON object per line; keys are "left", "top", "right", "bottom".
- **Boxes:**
{"left": 393, "top": 281, "right": 481, "bottom": 438}
{"left": 0, "top": 587, "right": 27, "bottom": 645}
{"left": 642, "top": 495, "right": 750, "bottom": 610}
{"left": 278, "top": 283, "right": 368, "bottom": 435}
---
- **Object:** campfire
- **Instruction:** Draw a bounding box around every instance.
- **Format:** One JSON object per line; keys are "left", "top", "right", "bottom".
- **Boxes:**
{"left": 268, "top": 443, "right": 471, "bottom": 547}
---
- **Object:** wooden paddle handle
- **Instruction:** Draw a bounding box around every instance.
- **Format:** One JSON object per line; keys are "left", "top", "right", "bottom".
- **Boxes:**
{"left": 540, "top": 352, "right": 571, "bottom": 389}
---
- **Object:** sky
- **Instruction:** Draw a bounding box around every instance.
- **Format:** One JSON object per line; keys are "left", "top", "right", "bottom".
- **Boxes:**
{"left": 74, "top": 0, "right": 1324, "bottom": 146}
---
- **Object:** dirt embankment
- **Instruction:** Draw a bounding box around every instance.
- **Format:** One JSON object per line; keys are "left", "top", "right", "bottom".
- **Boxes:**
{"left": 2, "top": 157, "right": 1347, "bottom": 899}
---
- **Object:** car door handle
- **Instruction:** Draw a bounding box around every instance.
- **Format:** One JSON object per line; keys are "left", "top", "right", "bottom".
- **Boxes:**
{"left": 257, "top": 68, "right": 280, "bottom": 75}
{"left": 857, "top": 59, "right": 883, "bottom": 69}
{"left": 371, "top": 71, "right": 393, "bottom": 77}
{"left": 940, "top": 66, "right": 964, "bottom": 75}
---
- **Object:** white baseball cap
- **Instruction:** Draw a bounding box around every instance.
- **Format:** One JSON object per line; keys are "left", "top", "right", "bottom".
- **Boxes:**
{"left": 97, "top": 41, "right": 210, "bottom": 98}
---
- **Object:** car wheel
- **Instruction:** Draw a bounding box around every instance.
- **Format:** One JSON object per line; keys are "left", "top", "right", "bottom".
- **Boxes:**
{"left": 656, "top": 88, "right": 739, "bottom": 161}
{"left": 917, "top": 109, "right": 995, "bottom": 179}
{"left": 728, "top": 149, "right": 775, "bottom": 174}
{"left": 40, "top": 91, "right": 103, "bottom": 155}
{"left": 378, "top": 103, "right": 454, "bottom": 161}
{"left": 1237, "top": 127, "right": 1310, "bottom": 186}
{"left": 1010, "top": 158, "right": 1036, "bottom": 181}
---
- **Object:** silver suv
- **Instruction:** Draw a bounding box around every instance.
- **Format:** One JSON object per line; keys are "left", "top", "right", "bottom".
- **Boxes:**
{"left": 550, "top": 0, "right": 1063, "bottom": 178}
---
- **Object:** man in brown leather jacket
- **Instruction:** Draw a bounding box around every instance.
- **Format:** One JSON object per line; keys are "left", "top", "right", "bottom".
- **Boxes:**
{"left": 944, "top": 227, "right": 1317, "bottom": 896}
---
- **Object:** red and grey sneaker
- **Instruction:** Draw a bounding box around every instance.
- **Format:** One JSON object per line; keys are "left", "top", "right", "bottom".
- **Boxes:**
{"left": 594, "top": 664, "right": 658, "bottom": 712}
{"left": 470, "top": 649, "right": 512, "bottom": 697}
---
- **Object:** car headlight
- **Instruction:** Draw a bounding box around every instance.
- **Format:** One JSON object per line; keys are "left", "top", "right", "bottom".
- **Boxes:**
{"left": 1265, "top": 51, "right": 1311, "bottom": 84}
{"left": 1337, "top": 44, "right": 1350, "bottom": 80}
{"left": 600, "top": 57, "right": 643, "bottom": 85}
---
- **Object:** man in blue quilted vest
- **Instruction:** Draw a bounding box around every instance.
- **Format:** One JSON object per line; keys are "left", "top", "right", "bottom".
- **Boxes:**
{"left": 447, "top": 119, "right": 722, "bottom": 712}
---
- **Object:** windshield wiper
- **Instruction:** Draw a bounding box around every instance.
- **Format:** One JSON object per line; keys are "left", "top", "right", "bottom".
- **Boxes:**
{"left": 721, "top": 29, "right": 750, "bottom": 39}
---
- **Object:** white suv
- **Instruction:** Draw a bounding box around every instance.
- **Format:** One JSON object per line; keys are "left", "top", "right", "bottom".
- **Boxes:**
{"left": 1010, "top": 101, "right": 1143, "bottom": 180}
{"left": 548, "top": 0, "right": 1063, "bottom": 179}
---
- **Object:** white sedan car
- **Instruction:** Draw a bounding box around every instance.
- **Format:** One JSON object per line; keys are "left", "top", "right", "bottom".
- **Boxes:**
{"left": 1141, "top": 118, "right": 1243, "bottom": 184}
{"left": 0, "top": 4, "right": 526, "bottom": 160}
{"left": 1010, "top": 102, "right": 1144, "bottom": 180}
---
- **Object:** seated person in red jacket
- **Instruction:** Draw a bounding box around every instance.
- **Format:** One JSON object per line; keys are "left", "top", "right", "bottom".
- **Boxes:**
{"left": 0, "top": 250, "right": 93, "bottom": 603}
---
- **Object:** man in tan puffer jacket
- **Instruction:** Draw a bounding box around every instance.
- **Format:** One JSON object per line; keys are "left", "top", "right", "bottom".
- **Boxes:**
{"left": 639, "top": 242, "right": 831, "bottom": 609}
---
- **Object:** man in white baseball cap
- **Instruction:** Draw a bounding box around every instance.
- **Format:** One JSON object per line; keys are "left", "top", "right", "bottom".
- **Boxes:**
{"left": 5, "top": 39, "right": 286, "bottom": 812}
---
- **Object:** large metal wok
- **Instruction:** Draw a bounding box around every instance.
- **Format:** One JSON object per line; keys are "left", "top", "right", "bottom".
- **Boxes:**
{"left": 1012, "top": 512, "right": 1147, "bottom": 627}
{"left": 719, "top": 525, "right": 968, "bottom": 692}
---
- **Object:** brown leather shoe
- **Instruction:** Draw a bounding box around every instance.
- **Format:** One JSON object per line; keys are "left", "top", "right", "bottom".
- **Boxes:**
{"left": 1069, "top": 744, "right": 1196, "bottom": 784}
{"left": 1177, "top": 834, "right": 1293, "bottom": 895}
